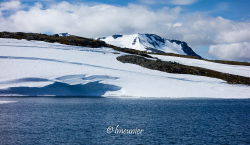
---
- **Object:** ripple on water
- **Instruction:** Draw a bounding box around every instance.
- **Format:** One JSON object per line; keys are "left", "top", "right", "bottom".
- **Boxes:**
{"left": 0, "top": 100, "right": 17, "bottom": 104}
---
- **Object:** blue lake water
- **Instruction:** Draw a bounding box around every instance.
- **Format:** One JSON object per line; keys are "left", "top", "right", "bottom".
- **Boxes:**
{"left": 0, "top": 97, "right": 249, "bottom": 145}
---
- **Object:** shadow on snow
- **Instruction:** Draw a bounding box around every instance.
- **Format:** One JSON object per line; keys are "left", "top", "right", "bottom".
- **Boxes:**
{"left": 0, "top": 81, "right": 121, "bottom": 97}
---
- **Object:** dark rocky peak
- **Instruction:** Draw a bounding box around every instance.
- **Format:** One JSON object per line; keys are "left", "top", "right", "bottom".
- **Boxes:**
{"left": 168, "top": 39, "right": 202, "bottom": 59}
{"left": 143, "top": 33, "right": 165, "bottom": 44}
{"left": 112, "top": 34, "right": 123, "bottom": 39}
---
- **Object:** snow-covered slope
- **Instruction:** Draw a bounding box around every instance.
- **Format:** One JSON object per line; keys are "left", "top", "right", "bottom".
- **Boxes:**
{"left": 151, "top": 54, "right": 250, "bottom": 78}
{"left": 98, "top": 33, "right": 201, "bottom": 58}
{"left": 0, "top": 38, "right": 250, "bottom": 98}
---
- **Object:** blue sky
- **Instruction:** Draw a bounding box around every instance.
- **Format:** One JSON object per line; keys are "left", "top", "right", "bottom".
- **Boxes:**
{"left": 17, "top": 0, "right": 250, "bottom": 21}
{"left": 186, "top": 0, "right": 250, "bottom": 21}
{"left": 0, "top": 0, "right": 250, "bottom": 61}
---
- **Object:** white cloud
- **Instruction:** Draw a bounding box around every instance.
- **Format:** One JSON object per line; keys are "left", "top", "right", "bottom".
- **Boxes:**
{"left": 172, "top": 22, "right": 182, "bottom": 28}
{"left": 0, "top": 0, "right": 250, "bottom": 61}
{"left": 0, "top": 0, "right": 21, "bottom": 11}
{"left": 209, "top": 42, "right": 250, "bottom": 61}
{"left": 0, "top": 0, "right": 21, "bottom": 16}
{"left": 0, "top": 2, "right": 181, "bottom": 37}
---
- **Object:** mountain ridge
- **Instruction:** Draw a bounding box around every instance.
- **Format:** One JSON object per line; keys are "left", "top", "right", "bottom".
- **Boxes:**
{"left": 98, "top": 33, "right": 202, "bottom": 59}
{"left": 1, "top": 31, "right": 250, "bottom": 66}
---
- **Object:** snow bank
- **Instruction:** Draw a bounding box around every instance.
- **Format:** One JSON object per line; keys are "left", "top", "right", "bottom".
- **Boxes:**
{"left": 0, "top": 38, "right": 249, "bottom": 98}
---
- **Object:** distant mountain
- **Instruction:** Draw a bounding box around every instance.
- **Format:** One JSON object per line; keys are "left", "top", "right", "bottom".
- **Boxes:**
{"left": 58, "top": 33, "right": 70, "bottom": 37}
{"left": 98, "top": 33, "right": 201, "bottom": 58}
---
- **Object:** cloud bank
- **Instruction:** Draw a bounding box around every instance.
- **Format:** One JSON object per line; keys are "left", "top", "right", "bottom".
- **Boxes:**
{"left": 209, "top": 42, "right": 250, "bottom": 62}
{"left": 0, "top": 0, "right": 250, "bottom": 61}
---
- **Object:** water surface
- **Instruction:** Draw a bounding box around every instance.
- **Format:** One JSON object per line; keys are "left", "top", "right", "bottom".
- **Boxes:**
{"left": 0, "top": 97, "right": 249, "bottom": 145}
